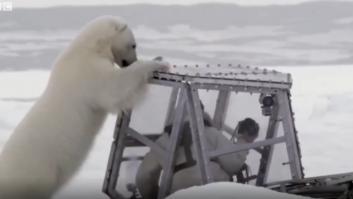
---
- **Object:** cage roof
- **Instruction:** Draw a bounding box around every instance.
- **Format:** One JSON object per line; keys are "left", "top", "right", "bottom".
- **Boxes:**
{"left": 153, "top": 64, "right": 292, "bottom": 90}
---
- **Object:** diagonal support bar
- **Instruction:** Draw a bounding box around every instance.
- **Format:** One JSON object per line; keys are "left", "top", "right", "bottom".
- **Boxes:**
{"left": 164, "top": 87, "right": 180, "bottom": 127}
{"left": 103, "top": 111, "right": 132, "bottom": 199}
{"left": 256, "top": 98, "right": 280, "bottom": 186}
{"left": 213, "top": 90, "right": 231, "bottom": 130}
{"left": 278, "top": 91, "right": 303, "bottom": 180}
{"left": 158, "top": 87, "right": 187, "bottom": 199}
{"left": 185, "top": 83, "right": 214, "bottom": 184}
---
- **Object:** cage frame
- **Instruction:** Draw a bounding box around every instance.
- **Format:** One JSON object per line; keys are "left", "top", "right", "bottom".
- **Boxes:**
{"left": 102, "top": 64, "right": 304, "bottom": 199}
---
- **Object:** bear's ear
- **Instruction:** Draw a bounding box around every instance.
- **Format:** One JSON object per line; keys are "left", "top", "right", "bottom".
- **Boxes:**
{"left": 114, "top": 24, "right": 128, "bottom": 32}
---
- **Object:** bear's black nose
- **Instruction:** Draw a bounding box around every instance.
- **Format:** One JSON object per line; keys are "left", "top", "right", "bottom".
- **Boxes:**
{"left": 121, "top": 60, "right": 129, "bottom": 68}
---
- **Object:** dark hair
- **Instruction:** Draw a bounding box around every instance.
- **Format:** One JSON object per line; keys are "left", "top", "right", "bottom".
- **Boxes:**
{"left": 237, "top": 118, "right": 259, "bottom": 138}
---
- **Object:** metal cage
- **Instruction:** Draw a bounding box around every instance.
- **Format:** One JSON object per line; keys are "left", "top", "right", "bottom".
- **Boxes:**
{"left": 102, "top": 64, "right": 304, "bottom": 199}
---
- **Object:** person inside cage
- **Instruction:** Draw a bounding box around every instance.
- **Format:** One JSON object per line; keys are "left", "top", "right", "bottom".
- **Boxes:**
{"left": 135, "top": 109, "right": 259, "bottom": 199}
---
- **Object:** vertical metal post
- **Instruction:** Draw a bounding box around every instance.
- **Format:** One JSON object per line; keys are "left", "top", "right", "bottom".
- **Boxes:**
{"left": 158, "top": 87, "right": 186, "bottom": 199}
{"left": 103, "top": 111, "right": 132, "bottom": 199}
{"left": 278, "top": 91, "right": 303, "bottom": 180}
{"left": 164, "top": 87, "right": 180, "bottom": 127}
{"left": 213, "top": 90, "right": 230, "bottom": 130}
{"left": 256, "top": 96, "right": 280, "bottom": 186}
{"left": 185, "top": 83, "right": 214, "bottom": 184}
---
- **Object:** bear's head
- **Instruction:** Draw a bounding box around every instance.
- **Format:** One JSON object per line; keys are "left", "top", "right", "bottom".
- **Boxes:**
{"left": 110, "top": 22, "right": 137, "bottom": 68}
{"left": 74, "top": 16, "right": 138, "bottom": 68}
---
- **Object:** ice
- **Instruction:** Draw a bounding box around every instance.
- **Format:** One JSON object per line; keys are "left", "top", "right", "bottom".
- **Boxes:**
{"left": 167, "top": 182, "right": 310, "bottom": 199}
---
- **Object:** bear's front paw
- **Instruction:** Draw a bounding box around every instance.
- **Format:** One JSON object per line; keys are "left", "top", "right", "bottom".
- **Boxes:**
{"left": 131, "top": 60, "right": 170, "bottom": 76}
{"left": 153, "top": 60, "right": 170, "bottom": 73}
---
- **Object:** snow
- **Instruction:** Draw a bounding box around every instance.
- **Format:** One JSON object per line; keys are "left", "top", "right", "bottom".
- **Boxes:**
{"left": 1, "top": 65, "right": 353, "bottom": 198}
{"left": 269, "top": 65, "right": 353, "bottom": 177}
{"left": 167, "top": 182, "right": 309, "bottom": 199}
{"left": 134, "top": 25, "right": 282, "bottom": 42}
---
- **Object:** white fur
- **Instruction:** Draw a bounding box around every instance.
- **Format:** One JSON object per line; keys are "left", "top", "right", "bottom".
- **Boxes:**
{"left": 0, "top": 16, "right": 168, "bottom": 199}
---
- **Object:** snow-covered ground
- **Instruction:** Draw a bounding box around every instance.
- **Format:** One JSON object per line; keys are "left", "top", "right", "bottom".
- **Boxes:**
{"left": 1, "top": 65, "right": 353, "bottom": 198}
{"left": 167, "top": 182, "right": 308, "bottom": 199}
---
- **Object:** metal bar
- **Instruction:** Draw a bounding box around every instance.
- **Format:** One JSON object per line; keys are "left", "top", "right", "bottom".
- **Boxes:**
{"left": 266, "top": 172, "right": 353, "bottom": 187}
{"left": 213, "top": 90, "right": 230, "bottom": 130}
{"left": 287, "top": 91, "right": 304, "bottom": 177}
{"left": 103, "top": 112, "right": 126, "bottom": 195}
{"left": 124, "top": 134, "right": 160, "bottom": 147}
{"left": 106, "top": 111, "right": 132, "bottom": 199}
{"left": 103, "top": 140, "right": 117, "bottom": 194}
{"left": 209, "top": 136, "right": 286, "bottom": 159}
{"left": 195, "top": 83, "right": 287, "bottom": 93}
{"left": 152, "top": 74, "right": 291, "bottom": 90}
{"left": 256, "top": 98, "right": 280, "bottom": 186}
{"left": 153, "top": 71, "right": 292, "bottom": 86}
{"left": 164, "top": 87, "right": 180, "bottom": 127}
{"left": 185, "top": 83, "right": 214, "bottom": 183}
{"left": 103, "top": 114, "right": 124, "bottom": 195}
{"left": 127, "top": 128, "right": 167, "bottom": 165}
{"left": 149, "top": 78, "right": 184, "bottom": 88}
{"left": 158, "top": 87, "right": 186, "bottom": 199}
{"left": 151, "top": 78, "right": 288, "bottom": 93}
{"left": 278, "top": 91, "right": 303, "bottom": 180}
{"left": 122, "top": 156, "right": 144, "bottom": 161}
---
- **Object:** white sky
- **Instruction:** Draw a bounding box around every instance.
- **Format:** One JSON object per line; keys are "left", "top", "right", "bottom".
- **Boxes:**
{"left": 12, "top": 0, "right": 353, "bottom": 8}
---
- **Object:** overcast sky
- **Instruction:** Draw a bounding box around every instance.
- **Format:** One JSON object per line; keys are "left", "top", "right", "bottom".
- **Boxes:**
{"left": 13, "top": 0, "right": 353, "bottom": 8}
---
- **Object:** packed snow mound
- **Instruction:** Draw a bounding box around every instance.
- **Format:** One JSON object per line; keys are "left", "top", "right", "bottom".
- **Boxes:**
{"left": 167, "top": 182, "right": 310, "bottom": 199}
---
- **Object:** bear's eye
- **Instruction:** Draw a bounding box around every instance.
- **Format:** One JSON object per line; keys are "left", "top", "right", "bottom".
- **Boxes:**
{"left": 132, "top": 44, "right": 136, "bottom": 49}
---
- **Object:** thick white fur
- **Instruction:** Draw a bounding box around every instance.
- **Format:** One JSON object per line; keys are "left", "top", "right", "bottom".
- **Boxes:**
{"left": 0, "top": 16, "right": 168, "bottom": 199}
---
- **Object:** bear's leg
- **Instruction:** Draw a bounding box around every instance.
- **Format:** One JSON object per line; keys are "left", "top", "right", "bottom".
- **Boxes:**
{"left": 97, "top": 60, "right": 168, "bottom": 113}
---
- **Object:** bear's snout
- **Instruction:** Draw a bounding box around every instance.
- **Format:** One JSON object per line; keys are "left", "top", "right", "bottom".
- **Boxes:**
{"left": 121, "top": 59, "right": 130, "bottom": 68}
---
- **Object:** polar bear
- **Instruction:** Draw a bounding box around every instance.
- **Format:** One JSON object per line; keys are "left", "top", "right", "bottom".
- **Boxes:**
{"left": 0, "top": 16, "right": 168, "bottom": 199}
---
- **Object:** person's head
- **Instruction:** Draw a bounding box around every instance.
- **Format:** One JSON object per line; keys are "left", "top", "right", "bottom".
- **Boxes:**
{"left": 236, "top": 118, "right": 259, "bottom": 143}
